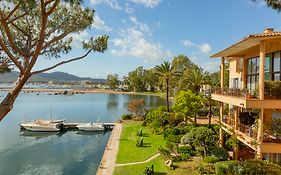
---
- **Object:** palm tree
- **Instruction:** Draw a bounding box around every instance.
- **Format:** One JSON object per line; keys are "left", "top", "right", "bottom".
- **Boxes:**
{"left": 252, "top": 0, "right": 281, "bottom": 12}
{"left": 155, "top": 61, "right": 180, "bottom": 112}
{"left": 184, "top": 68, "right": 208, "bottom": 94}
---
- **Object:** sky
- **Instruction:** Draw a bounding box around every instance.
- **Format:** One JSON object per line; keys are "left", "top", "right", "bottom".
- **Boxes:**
{"left": 33, "top": 0, "right": 281, "bottom": 79}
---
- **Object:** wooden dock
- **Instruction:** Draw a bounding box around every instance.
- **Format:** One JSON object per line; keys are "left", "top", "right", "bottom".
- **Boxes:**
{"left": 62, "top": 122, "right": 115, "bottom": 130}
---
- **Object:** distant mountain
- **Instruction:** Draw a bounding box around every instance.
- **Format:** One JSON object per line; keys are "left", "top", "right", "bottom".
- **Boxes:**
{"left": 0, "top": 71, "right": 105, "bottom": 83}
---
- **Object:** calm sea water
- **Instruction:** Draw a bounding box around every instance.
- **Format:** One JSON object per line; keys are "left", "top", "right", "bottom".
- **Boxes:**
{"left": 0, "top": 92, "right": 164, "bottom": 175}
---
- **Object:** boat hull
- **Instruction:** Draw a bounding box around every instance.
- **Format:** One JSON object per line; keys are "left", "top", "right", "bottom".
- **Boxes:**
{"left": 77, "top": 127, "right": 105, "bottom": 131}
{"left": 20, "top": 123, "right": 61, "bottom": 132}
{"left": 76, "top": 123, "right": 105, "bottom": 131}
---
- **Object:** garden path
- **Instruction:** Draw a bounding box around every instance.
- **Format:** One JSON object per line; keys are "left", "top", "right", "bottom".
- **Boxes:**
{"left": 115, "top": 153, "right": 160, "bottom": 167}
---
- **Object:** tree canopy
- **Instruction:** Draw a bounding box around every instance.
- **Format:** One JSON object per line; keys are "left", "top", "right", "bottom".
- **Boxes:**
{"left": 155, "top": 61, "right": 180, "bottom": 112}
{"left": 106, "top": 74, "right": 119, "bottom": 90}
{"left": 173, "top": 90, "right": 203, "bottom": 123}
{"left": 253, "top": 0, "right": 281, "bottom": 12}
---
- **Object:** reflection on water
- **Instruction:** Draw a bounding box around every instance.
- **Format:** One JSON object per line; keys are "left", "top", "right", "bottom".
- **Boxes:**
{"left": 107, "top": 94, "right": 119, "bottom": 109}
{"left": 19, "top": 130, "right": 62, "bottom": 140}
{"left": 0, "top": 92, "right": 165, "bottom": 175}
{"left": 76, "top": 130, "right": 106, "bottom": 136}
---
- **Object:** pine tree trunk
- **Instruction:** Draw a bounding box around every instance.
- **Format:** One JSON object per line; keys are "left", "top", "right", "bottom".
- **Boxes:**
{"left": 0, "top": 74, "right": 30, "bottom": 121}
{"left": 166, "top": 78, "right": 169, "bottom": 112}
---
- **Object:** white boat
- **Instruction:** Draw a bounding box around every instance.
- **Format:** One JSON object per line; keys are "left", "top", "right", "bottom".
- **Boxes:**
{"left": 76, "top": 122, "right": 105, "bottom": 131}
{"left": 20, "top": 119, "right": 64, "bottom": 132}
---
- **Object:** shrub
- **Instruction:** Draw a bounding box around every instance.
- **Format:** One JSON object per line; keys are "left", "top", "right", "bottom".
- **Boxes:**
{"left": 242, "top": 160, "right": 281, "bottom": 175}
{"left": 196, "top": 147, "right": 205, "bottom": 158}
{"left": 158, "top": 146, "right": 171, "bottom": 158}
{"left": 136, "top": 137, "right": 144, "bottom": 147}
{"left": 180, "top": 153, "right": 191, "bottom": 161}
{"left": 121, "top": 114, "right": 133, "bottom": 120}
{"left": 177, "top": 145, "right": 193, "bottom": 154}
{"left": 204, "top": 155, "right": 220, "bottom": 163}
{"left": 145, "top": 108, "right": 169, "bottom": 134}
{"left": 167, "top": 134, "right": 183, "bottom": 143}
{"left": 137, "top": 128, "right": 143, "bottom": 137}
{"left": 181, "top": 126, "right": 217, "bottom": 157}
{"left": 128, "top": 99, "right": 145, "bottom": 116}
{"left": 197, "top": 164, "right": 216, "bottom": 175}
{"left": 215, "top": 161, "right": 239, "bottom": 175}
{"left": 142, "top": 164, "right": 154, "bottom": 175}
{"left": 209, "top": 147, "right": 229, "bottom": 161}
{"left": 215, "top": 160, "right": 281, "bottom": 175}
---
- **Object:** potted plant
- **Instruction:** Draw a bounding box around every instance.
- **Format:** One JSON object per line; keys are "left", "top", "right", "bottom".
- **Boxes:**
{"left": 253, "top": 86, "right": 259, "bottom": 99}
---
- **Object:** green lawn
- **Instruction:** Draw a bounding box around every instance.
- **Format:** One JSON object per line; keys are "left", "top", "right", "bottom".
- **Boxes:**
{"left": 114, "top": 156, "right": 168, "bottom": 175}
{"left": 116, "top": 121, "right": 166, "bottom": 164}
{"left": 114, "top": 155, "right": 201, "bottom": 175}
{"left": 114, "top": 121, "right": 202, "bottom": 175}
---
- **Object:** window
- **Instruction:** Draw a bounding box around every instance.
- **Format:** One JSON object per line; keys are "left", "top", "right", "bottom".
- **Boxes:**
{"left": 246, "top": 51, "right": 281, "bottom": 91}
{"left": 265, "top": 55, "right": 271, "bottom": 80}
{"left": 247, "top": 57, "right": 259, "bottom": 92}
{"left": 273, "top": 52, "right": 281, "bottom": 80}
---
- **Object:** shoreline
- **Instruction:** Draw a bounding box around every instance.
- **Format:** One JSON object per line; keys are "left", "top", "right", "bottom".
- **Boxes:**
{"left": 96, "top": 123, "right": 123, "bottom": 175}
{"left": 0, "top": 88, "right": 162, "bottom": 97}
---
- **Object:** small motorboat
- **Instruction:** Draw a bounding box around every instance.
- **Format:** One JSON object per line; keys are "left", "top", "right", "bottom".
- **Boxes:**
{"left": 20, "top": 119, "right": 64, "bottom": 132}
{"left": 76, "top": 122, "right": 105, "bottom": 131}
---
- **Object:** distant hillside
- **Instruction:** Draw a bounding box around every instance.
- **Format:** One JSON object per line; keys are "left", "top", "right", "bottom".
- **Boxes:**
{"left": 0, "top": 71, "right": 105, "bottom": 83}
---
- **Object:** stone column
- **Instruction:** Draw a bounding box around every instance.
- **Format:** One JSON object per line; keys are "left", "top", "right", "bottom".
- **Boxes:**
{"left": 259, "top": 41, "right": 265, "bottom": 100}
{"left": 234, "top": 106, "right": 239, "bottom": 160}
{"left": 219, "top": 103, "right": 224, "bottom": 147}
{"left": 257, "top": 40, "right": 265, "bottom": 159}
{"left": 219, "top": 57, "right": 225, "bottom": 147}
{"left": 221, "top": 57, "right": 225, "bottom": 88}
{"left": 257, "top": 109, "right": 264, "bottom": 159}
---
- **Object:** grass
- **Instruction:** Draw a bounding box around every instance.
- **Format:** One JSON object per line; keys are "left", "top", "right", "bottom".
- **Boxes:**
{"left": 114, "top": 120, "right": 203, "bottom": 175}
{"left": 114, "top": 156, "right": 168, "bottom": 175}
{"left": 116, "top": 121, "right": 166, "bottom": 164}
{"left": 114, "top": 155, "right": 202, "bottom": 175}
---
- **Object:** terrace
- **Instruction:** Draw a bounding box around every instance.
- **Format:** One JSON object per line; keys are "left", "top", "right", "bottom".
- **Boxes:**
{"left": 212, "top": 87, "right": 281, "bottom": 109}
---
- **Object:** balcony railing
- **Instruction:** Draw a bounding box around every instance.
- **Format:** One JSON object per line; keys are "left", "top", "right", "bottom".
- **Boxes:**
{"left": 213, "top": 88, "right": 255, "bottom": 99}
{"left": 263, "top": 131, "right": 281, "bottom": 143}
{"left": 222, "top": 116, "right": 256, "bottom": 139}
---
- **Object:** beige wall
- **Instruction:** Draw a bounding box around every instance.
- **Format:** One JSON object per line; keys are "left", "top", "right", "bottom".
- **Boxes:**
{"left": 229, "top": 58, "right": 243, "bottom": 88}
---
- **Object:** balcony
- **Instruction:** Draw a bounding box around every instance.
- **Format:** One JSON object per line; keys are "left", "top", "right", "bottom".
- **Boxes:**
{"left": 222, "top": 117, "right": 256, "bottom": 139}
{"left": 221, "top": 116, "right": 281, "bottom": 153}
{"left": 212, "top": 88, "right": 281, "bottom": 109}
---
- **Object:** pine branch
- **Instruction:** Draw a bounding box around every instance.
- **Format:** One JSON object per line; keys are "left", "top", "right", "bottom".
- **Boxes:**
{"left": 31, "top": 49, "right": 92, "bottom": 75}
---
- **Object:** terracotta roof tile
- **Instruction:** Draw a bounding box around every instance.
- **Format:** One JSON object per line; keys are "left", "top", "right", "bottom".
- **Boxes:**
{"left": 211, "top": 31, "right": 281, "bottom": 58}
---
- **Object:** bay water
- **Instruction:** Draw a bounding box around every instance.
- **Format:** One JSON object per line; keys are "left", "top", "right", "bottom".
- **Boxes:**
{"left": 0, "top": 92, "right": 164, "bottom": 175}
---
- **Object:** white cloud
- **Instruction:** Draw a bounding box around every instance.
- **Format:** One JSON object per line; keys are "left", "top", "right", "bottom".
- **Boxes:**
{"left": 182, "top": 40, "right": 212, "bottom": 54}
{"left": 68, "top": 31, "right": 90, "bottom": 48}
{"left": 202, "top": 61, "right": 220, "bottom": 73}
{"left": 182, "top": 40, "right": 196, "bottom": 47}
{"left": 111, "top": 28, "right": 171, "bottom": 62}
{"left": 199, "top": 43, "right": 211, "bottom": 54}
{"left": 157, "top": 21, "right": 161, "bottom": 26}
{"left": 90, "top": 0, "right": 122, "bottom": 10}
{"left": 245, "top": 0, "right": 265, "bottom": 7}
{"left": 92, "top": 13, "right": 112, "bottom": 32}
{"left": 129, "top": 16, "right": 151, "bottom": 34}
{"left": 125, "top": 3, "right": 135, "bottom": 14}
{"left": 130, "top": 0, "right": 162, "bottom": 8}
